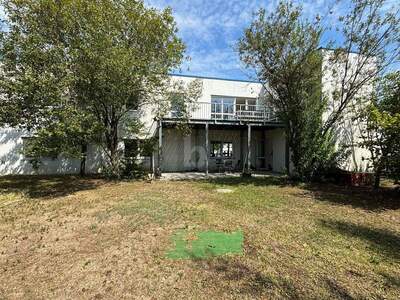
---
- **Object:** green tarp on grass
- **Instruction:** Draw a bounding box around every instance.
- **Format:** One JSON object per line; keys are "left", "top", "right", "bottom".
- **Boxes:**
{"left": 166, "top": 230, "right": 243, "bottom": 259}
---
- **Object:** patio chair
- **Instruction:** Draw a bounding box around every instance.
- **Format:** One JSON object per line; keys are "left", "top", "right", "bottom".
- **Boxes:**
{"left": 215, "top": 158, "right": 224, "bottom": 173}
{"left": 224, "top": 160, "right": 234, "bottom": 173}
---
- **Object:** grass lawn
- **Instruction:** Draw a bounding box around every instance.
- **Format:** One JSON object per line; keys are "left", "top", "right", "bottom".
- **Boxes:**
{"left": 0, "top": 175, "right": 399, "bottom": 299}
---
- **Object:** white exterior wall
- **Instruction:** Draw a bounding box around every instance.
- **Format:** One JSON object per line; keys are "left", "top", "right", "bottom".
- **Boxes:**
{"left": 321, "top": 50, "right": 374, "bottom": 172}
{"left": 0, "top": 76, "right": 269, "bottom": 176}
{"left": 170, "top": 75, "right": 263, "bottom": 105}
{"left": 131, "top": 75, "right": 265, "bottom": 139}
{"left": 265, "top": 128, "right": 286, "bottom": 173}
{"left": 1, "top": 66, "right": 371, "bottom": 176}
{"left": 0, "top": 127, "right": 105, "bottom": 175}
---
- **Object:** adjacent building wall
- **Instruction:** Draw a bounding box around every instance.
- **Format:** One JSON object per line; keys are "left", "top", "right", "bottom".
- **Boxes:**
{"left": 0, "top": 127, "right": 105, "bottom": 175}
{"left": 321, "top": 49, "right": 374, "bottom": 172}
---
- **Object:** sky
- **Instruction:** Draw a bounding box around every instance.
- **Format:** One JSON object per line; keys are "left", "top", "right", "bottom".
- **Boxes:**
{"left": 145, "top": 0, "right": 398, "bottom": 81}
{"left": 144, "top": 0, "right": 336, "bottom": 80}
{"left": 0, "top": 1, "right": 397, "bottom": 80}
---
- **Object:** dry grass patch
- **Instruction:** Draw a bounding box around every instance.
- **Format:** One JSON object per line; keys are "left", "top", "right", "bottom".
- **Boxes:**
{"left": 0, "top": 175, "right": 399, "bottom": 299}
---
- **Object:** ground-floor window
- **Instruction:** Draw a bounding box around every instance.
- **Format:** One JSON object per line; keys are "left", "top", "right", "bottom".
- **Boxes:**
{"left": 22, "top": 136, "right": 59, "bottom": 159}
{"left": 124, "top": 139, "right": 139, "bottom": 158}
{"left": 210, "top": 141, "right": 233, "bottom": 158}
{"left": 22, "top": 137, "right": 37, "bottom": 158}
{"left": 124, "top": 139, "right": 153, "bottom": 158}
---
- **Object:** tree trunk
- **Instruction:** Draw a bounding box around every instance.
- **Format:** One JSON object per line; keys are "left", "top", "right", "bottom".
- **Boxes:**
{"left": 106, "top": 122, "right": 120, "bottom": 178}
{"left": 374, "top": 166, "right": 381, "bottom": 189}
{"left": 285, "top": 134, "right": 291, "bottom": 177}
{"left": 80, "top": 143, "right": 88, "bottom": 177}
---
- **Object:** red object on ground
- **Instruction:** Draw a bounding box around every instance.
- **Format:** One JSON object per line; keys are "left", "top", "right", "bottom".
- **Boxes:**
{"left": 349, "top": 172, "right": 374, "bottom": 186}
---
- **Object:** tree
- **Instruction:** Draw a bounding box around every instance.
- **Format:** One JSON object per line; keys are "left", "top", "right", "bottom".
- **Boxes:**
{"left": 161, "top": 79, "right": 203, "bottom": 134}
{"left": 360, "top": 71, "right": 400, "bottom": 188}
{"left": 0, "top": 0, "right": 186, "bottom": 177}
{"left": 238, "top": 1, "right": 336, "bottom": 180}
{"left": 322, "top": 0, "right": 400, "bottom": 170}
{"left": 238, "top": 0, "right": 400, "bottom": 180}
{"left": 323, "top": 0, "right": 400, "bottom": 136}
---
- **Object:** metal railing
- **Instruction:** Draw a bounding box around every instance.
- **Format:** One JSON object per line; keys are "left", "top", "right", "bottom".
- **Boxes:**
{"left": 167, "top": 102, "right": 279, "bottom": 122}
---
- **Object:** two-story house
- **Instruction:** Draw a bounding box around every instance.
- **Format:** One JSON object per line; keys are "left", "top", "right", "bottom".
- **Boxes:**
{"left": 0, "top": 50, "right": 372, "bottom": 176}
{"left": 144, "top": 74, "right": 286, "bottom": 175}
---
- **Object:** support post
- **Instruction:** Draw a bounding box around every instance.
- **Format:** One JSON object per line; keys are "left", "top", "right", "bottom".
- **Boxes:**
{"left": 151, "top": 152, "right": 155, "bottom": 179}
{"left": 157, "top": 120, "right": 163, "bottom": 178}
{"left": 285, "top": 133, "right": 290, "bottom": 176}
{"left": 247, "top": 124, "right": 251, "bottom": 173}
{"left": 205, "top": 123, "right": 209, "bottom": 176}
{"left": 242, "top": 124, "right": 252, "bottom": 177}
{"left": 240, "top": 129, "right": 244, "bottom": 171}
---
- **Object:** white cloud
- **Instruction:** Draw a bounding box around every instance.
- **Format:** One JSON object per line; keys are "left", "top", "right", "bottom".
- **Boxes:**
{"left": 145, "top": 0, "right": 279, "bottom": 78}
{"left": 145, "top": 0, "right": 399, "bottom": 79}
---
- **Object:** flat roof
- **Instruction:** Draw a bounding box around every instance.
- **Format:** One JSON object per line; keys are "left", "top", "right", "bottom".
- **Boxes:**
{"left": 318, "top": 46, "right": 361, "bottom": 55}
{"left": 169, "top": 73, "right": 261, "bottom": 84}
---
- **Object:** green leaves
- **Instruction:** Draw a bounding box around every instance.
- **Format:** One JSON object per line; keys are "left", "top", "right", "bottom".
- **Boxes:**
{"left": 360, "top": 71, "right": 400, "bottom": 187}
{"left": 0, "top": 0, "right": 186, "bottom": 176}
{"left": 238, "top": 1, "right": 328, "bottom": 180}
{"left": 159, "top": 78, "right": 203, "bottom": 135}
{"left": 238, "top": 0, "right": 400, "bottom": 181}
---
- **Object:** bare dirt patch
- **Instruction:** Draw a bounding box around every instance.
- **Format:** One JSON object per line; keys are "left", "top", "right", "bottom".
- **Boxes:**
{"left": 216, "top": 188, "right": 234, "bottom": 193}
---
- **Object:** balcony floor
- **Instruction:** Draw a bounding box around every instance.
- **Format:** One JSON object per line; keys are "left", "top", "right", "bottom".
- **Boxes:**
{"left": 162, "top": 118, "right": 284, "bottom": 128}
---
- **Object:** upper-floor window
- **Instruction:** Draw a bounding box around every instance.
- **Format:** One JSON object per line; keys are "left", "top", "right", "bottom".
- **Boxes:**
{"left": 170, "top": 92, "right": 185, "bottom": 118}
{"left": 124, "top": 139, "right": 153, "bottom": 158}
{"left": 236, "top": 97, "right": 257, "bottom": 112}
{"left": 211, "top": 96, "right": 258, "bottom": 120}
{"left": 211, "top": 96, "right": 235, "bottom": 119}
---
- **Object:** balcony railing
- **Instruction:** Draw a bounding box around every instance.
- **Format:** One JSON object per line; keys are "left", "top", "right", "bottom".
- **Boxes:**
{"left": 167, "top": 102, "right": 279, "bottom": 123}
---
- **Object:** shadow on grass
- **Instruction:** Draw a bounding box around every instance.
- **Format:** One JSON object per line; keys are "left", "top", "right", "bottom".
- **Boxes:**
{"left": 320, "top": 219, "right": 400, "bottom": 260}
{"left": 380, "top": 272, "right": 400, "bottom": 288}
{"left": 304, "top": 183, "right": 400, "bottom": 211}
{"left": 0, "top": 175, "right": 104, "bottom": 199}
{"left": 193, "top": 258, "right": 302, "bottom": 298}
{"left": 325, "top": 278, "right": 354, "bottom": 300}
{"left": 204, "top": 176, "right": 399, "bottom": 211}
{"left": 201, "top": 175, "right": 291, "bottom": 187}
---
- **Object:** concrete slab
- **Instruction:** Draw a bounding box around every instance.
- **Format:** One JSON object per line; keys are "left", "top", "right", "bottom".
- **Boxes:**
{"left": 160, "top": 172, "right": 281, "bottom": 181}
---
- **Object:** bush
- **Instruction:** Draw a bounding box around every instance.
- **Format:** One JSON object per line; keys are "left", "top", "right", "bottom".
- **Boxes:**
{"left": 121, "top": 158, "right": 149, "bottom": 179}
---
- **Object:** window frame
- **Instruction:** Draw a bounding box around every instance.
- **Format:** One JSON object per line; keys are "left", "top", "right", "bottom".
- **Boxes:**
{"left": 211, "top": 96, "right": 259, "bottom": 120}
{"left": 211, "top": 96, "right": 235, "bottom": 119}
{"left": 124, "top": 139, "right": 139, "bottom": 158}
{"left": 124, "top": 138, "right": 153, "bottom": 158}
{"left": 210, "top": 141, "right": 233, "bottom": 158}
{"left": 21, "top": 136, "right": 60, "bottom": 160}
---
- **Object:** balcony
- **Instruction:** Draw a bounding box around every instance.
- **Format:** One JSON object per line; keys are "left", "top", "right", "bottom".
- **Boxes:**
{"left": 165, "top": 102, "right": 279, "bottom": 123}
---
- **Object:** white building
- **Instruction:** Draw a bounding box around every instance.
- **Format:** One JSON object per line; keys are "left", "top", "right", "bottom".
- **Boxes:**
{"left": 0, "top": 75, "right": 287, "bottom": 175}
{"left": 0, "top": 50, "right": 372, "bottom": 176}
{"left": 155, "top": 75, "right": 287, "bottom": 174}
